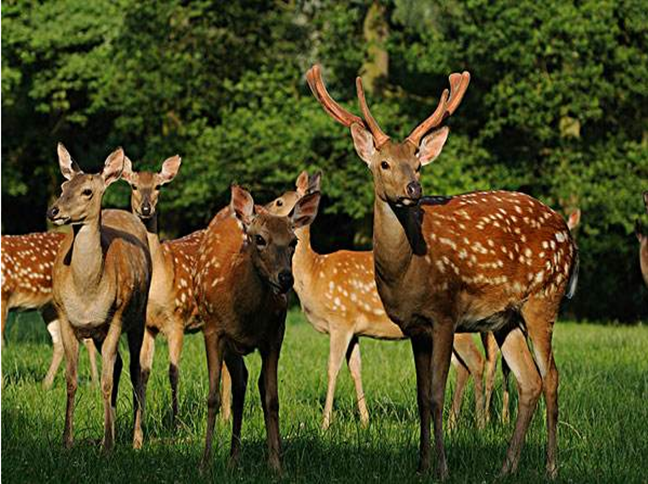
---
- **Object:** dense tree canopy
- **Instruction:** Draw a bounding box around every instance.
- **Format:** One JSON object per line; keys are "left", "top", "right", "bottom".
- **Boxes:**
{"left": 2, "top": 0, "right": 647, "bottom": 321}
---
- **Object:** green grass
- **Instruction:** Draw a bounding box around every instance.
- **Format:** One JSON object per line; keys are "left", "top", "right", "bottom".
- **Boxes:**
{"left": 2, "top": 310, "right": 647, "bottom": 483}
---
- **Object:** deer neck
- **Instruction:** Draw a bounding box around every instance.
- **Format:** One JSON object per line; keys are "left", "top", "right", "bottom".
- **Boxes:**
{"left": 142, "top": 215, "right": 165, "bottom": 267}
{"left": 372, "top": 196, "right": 425, "bottom": 286}
{"left": 231, "top": 246, "right": 271, "bottom": 311}
{"left": 70, "top": 215, "right": 105, "bottom": 290}
{"left": 293, "top": 225, "right": 319, "bottom": 293}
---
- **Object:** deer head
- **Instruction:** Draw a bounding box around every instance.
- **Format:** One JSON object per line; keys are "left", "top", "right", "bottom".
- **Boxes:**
{"left": 266, "top": 171, "right": 322, "bottom": 217}
{"left": 121, "top": 155, "right": 182, "bottom": 220}
{"left": 230, "top": 185, "right": 320, "bottom": 294}
{"left": 306, "top": 65, "right": 469, "bottom": 207}
{"left": 47, "top": 144, "right": 125, "bottom": 225}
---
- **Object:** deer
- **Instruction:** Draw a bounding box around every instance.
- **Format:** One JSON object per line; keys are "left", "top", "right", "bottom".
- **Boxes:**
{"left": 307, "top": 64, "right": 579, "bottom": 479}
{"left": 195, "top": 185, "right": 320, "bottom": 473}
{"left": 120, "top": 156, "right": 233, "bottom": 425}
{"left": 636, "top": 191, "right": 648, "bottom": 287}
{"left": 1, "top": 232, "right": 98, "bottom": 389}
{"left": 266, "top": 170, "right": 498, "bottom": 431}
{"left": 47, "top": 144, "right": 152, "bottom": 451}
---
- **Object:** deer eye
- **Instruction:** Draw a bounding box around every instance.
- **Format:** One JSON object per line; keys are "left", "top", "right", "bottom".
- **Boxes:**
{"left": 132, "top": 185, "right": 138, "bottom": 191}
{"left": 255, "top": 235, "right": 267, "bottom": 247}
{"left": 155, "top": 184, "right": 161, "bottom": 190}
{"left": 82, "top": 189, "right": 93, "bottom": 197}
{"left": 276, "top": 199, "right": 284, "bottom": 207}
{"left": 380, "top": 161, "right": 390, "bottom": 170}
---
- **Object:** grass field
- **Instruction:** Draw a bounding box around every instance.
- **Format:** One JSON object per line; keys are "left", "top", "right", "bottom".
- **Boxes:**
{"left": 2, "top": 310, "right": 647, "bottom": 483}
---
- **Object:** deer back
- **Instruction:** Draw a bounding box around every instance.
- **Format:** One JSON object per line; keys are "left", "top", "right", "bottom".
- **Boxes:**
{"left": 161, "top": 229, "right": 205, "bottom": 331}
{"left": 1, "top": 232, "right": 66, "bottom": 310}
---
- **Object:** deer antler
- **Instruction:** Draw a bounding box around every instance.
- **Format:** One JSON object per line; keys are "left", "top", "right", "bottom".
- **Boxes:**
{"left": 306, "top": 65, "right": 364, "bottom": 128}
{"left": 406, "top": 71, "right": 471, "bottom": 147}
{"left": 355, "top": 77, "right": 390, "bottom": 148}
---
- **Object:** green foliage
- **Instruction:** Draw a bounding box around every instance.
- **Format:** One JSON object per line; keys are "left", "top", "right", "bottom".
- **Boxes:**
{"left": 2, "top": 0, "right": 646, "bottom": 320}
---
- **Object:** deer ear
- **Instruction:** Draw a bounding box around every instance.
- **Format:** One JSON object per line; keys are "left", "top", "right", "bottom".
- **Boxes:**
{"left": 121, "top": 156, "right": 135, "bottom": 184}
{"left": 567, "top": 209, "right": 581, "bottom": 231}
{"left": 57, "top": 143, "right": 82, "bottom": 180}
{"left": 418, "top": 127, "right": 449, "bottom": 165}
{"left": 295, "top": 170, "right": 310, "bottom": 195}
{"left": 230, "top": 185, "right": 255, "bottom": 227}
{"left": 290, "top": 191, "right": 321, "bottom": 229}
{"left": 159, "top": 155, "right": 182, "bottom": 185}
{"left": 308, "top": 171, "right": 322, "bottom": 193}
{"left": 350, "top": 124, "right": 376, "bottom": 165}
{"left": 102, "top": 148, "right": 125, "bottom": 187}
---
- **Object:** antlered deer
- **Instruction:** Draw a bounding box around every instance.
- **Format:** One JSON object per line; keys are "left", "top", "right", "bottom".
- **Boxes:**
{"left": 307, "top": 65, "right": 579, "bottom": 479}
{"left": 195, "top": 185, "right": 320, "bottom": 472}
{"left": 120, "top": 156, "right": 233, "bottom": 425}
{"left": 47, "top": 144, "right": 151, "bottom": 451}
{"left": 267, "top": 171, "right": 497, "bottom": 430}
{"left": 1, "top": 232, "right": 98, "bottom": 388}
{"left": 636, "top": 192, "right": 648, "bottom": 287}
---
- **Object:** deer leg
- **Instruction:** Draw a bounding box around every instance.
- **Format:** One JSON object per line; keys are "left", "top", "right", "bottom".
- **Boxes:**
{"left": 410, "top": 333, "right": 433, "bottom": 474}
{"left": 322, "top": 330, "right": 353, "bottom": 430}
{"left": 139, "top": 328, "right": 156, "bottom": 421}
{"left": 167, "top": 327, "right": 185, "bottom": 427}
{"left": 454, "top": 335, "right": 485, "bottom": 429}
{"left": 522, "top": 298, "right": 560, "bottom": 479}
{"left": 43, "top": 320, "right": 64, "bottom": 390}
{"left": 224, "top": 353, "right": 247, "bottom": 467}
{"left": 501, "top": 357, "right": 511, "bottom": 424}
{"left": 430, "top": 324, "right": 454, "bottom": 481}
{"left": 220, "top": 362, "right": 232, "bottom": 423}
{"left": 201, "top": 330, "right": 224, "bottom": 468}
{"left": 259, "top": 344, "right": 283, "bottom": 474}
{"left": 496, "top": 327, "right": 542, "bottom": 477}
{"left": 100, "top": 322, "right": 123, "bottom": 452}
{"left": 482, "top": 332, "right": 499, "bottom": 423}
{"left": 448, "top": 354, "right": 469, "bottom": 431}
{"left": 128, "top": 328, "right": 145, "bottom": 449}
{"left": 59, "top": 315, "right": 79, "bottom": 449}
{"left": 346, "top": 336, "right": 369, "bottom": 427}
{"left": 83, "top": 339, "right": 99, "bottom": 388}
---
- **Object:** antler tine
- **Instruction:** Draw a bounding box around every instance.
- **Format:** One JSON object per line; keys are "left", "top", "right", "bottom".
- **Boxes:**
{"left": 406, "top": 88, "right": 449, "bottom": 147}
{"left": 355, "top": 76, "right": 390, "bottom": 148}
{"left": 406, "top": 70, "right": 471, "bottom": 147}
{"left": 446, "top": 71, "right": 471, "bottom": 116}
{"left": 306, "top": 65, "right": 365, "bottom": 128}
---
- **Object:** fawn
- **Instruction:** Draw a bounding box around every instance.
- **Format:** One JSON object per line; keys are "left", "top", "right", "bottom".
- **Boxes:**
{"left": 195, "top": 185, "right": 320, "bottom": 472}
{"left": 47, "top": 144, "right": 151, "bottom": 450}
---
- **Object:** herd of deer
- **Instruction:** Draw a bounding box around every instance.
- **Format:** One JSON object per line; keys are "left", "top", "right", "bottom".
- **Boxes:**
{"left": 1, "top": 65, "right": 646, "bottom": 480}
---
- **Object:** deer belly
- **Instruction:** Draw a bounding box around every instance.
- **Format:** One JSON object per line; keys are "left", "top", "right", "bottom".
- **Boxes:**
{"left": 62, "top": 293, "right": 112, "bottom": 330}
{"left": 301, "top": 303, "right": 329, "bottom": 334}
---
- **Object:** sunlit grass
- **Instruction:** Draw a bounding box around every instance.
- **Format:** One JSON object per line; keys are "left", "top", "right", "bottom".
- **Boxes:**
{"left": 2, "top": 310, "right": 647, "bottom": 483}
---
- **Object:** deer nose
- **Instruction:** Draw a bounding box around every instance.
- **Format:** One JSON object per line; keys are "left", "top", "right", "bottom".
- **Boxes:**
{"left": 277, "top": 271, "right": 294, "bottom": 292}
{"left": 47, "top": 206, "right": 59, "bottom": 220}
{"left": 406, "top": 181, "right": 422, "bottom": 200}
{"left": 141, "top": 203, "right": 151, "bottom": 216}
